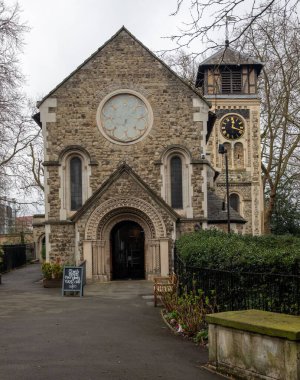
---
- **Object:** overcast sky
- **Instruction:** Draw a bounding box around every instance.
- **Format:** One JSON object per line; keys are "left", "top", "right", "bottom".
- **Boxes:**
{"left": 7, "top": 0, "right": 213, "bottom": 101}
{"left": 6, "top": 0, "right": 228, "bottom": 214}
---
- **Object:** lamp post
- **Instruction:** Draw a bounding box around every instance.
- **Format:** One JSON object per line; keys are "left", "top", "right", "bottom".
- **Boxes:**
{"left": 218, "top": 144, "right": 230, "bottom": 233}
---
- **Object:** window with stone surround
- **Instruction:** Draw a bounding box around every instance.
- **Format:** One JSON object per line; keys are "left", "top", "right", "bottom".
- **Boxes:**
{"left": 70, "top": 157, "right": 82, "bottom": 210}
{"left": 229, "top": 193, "right": 240, "bottom": 213}
{"left": 161, "top": 147, "right": 193, "bottom": 217}
{"left": 222, "top": 142, "right": 232, "bottom": 168}
{"left": 234, "top": 142, "right": 244, "bottom": 168}
{"left": 170, "top": 156, "right": 183, "bottom": 209}
{"left": 59, "top": 148, "right": 91, "bottom": 219}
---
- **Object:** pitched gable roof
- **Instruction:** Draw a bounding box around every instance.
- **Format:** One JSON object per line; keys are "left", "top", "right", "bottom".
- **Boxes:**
{"left": 71, "top": 163, "right": 180, "bottom": 222}
{"left": 207, "top": 191, "right": 246, "bottom": 224}
{"left": 199, "top": 46, "right": 263, "bottom": 68}
{"left": 38, "top": 26, "right": 210, "bottom": 108}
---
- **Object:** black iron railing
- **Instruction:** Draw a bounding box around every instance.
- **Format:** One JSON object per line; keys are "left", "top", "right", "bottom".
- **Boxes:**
{"left": 174, "top": 253, "right": 300, "bottom": 315}
{"left": 1, "top": 244, "right": 27, "bottom": 273}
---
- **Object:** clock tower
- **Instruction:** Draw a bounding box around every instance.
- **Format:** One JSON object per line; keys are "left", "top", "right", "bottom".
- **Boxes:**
{"left": 196, "top": 45, "right": 264, "bottom": 235}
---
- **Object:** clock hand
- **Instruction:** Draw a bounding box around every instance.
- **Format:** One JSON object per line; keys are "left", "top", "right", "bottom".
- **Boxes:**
{"left": 231, "top": 117, "right": 235, "bottom": 126}
{"left": 231, "top": 126, "right": 242, "bottom": 131}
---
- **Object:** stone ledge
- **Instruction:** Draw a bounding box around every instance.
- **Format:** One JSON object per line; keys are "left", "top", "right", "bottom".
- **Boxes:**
{"left": 206, "top": 309, "right": 300, "bottom": 341}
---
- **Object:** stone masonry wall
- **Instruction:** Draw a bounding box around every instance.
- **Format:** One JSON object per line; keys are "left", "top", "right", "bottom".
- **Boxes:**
{"left": 216, "top": 182, "right": 253, "bottom": 234}
{"left": 43, "top": 30, "right": 207, "bottom": 223}
{"left": 48, "top": 224, "right": 75, "bottom": 264}
{"left": 208, "top": 99, "right": 263, "bottom": 235}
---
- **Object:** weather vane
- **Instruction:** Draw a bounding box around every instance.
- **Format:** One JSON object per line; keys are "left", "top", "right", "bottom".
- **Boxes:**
{"left": 225, "top": 16, "right": 237, "bottom": 47}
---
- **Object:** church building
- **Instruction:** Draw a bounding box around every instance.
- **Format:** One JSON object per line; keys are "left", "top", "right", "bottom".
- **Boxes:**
{"left": 33, "top": 27, "right": 263, "bottom": 281}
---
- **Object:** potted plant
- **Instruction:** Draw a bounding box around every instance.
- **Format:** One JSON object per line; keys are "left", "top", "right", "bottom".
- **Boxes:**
{"left": 42, "top": 262, "right": 63, "bottom": 288}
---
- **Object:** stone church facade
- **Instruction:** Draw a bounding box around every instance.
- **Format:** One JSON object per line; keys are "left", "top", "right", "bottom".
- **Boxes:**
{"left": 33, "top": 28, "right": 263, "bottom": 281}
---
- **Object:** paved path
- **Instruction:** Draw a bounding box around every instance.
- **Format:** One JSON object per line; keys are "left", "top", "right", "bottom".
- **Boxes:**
{"left": 0, "top": 264, "right": 222, "bottom": 380}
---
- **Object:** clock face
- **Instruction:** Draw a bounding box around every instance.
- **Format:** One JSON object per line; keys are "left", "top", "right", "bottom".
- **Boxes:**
{"left": 100, "top": 94, "right": 150, "bottom": 143}
{"left": 221, "top": 115, "right": 245, "bottom": 140}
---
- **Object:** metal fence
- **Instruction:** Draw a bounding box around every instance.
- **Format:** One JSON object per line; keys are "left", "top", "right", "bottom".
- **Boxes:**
{"left": 1, "top": 244, "right": 27, "bottom": 273}
{"left": 174, "top": 254, "right": 300, "bottom": 316}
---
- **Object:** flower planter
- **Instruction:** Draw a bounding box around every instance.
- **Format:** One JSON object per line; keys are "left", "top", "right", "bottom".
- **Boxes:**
{"left": 43, "top": 278, "right": 62, "bottom": 288}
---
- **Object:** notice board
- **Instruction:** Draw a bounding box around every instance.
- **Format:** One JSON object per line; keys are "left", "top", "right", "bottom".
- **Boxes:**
{"left": 62, "top": 266, "right": 84, "bottom": 296}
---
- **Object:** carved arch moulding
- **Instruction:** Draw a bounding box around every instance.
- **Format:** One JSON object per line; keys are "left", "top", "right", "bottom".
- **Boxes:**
{"left": 100, "top": 212, "right": 154, "bottom": 242}
{"left": 85, "top": 197, "right": 167, "bottom": 240}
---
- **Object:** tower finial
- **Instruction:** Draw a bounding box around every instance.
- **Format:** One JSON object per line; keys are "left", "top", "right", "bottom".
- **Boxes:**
{"left": 225, "top": 16, "right": 236, "bottom": 48}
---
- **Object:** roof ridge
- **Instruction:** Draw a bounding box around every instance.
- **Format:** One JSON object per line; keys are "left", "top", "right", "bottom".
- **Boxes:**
{"left": 199, "top": 45, "right": 263, "bottom": 67}
{"left": 38, "top": 27, "right": 210, "bottom": 108}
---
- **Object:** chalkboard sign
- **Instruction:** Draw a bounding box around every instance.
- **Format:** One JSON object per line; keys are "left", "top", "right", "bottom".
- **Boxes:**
{"left": 62, "top": 266, "right": 84, "bottom": 297}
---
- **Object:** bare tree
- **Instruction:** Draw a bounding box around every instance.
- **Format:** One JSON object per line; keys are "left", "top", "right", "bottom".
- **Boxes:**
{"left": 166, "top": 0, "right": 299, "bottom": 54}
{"left": 6, "top": 127, "right": 44, "bottom": 196}
{"left": 162, "top": 49, "right": 199, "bottom": 87}
{"left": 235, "top": 6, "right": 300, "bottom": 233}
{"left": 0, "top": 2, "right": 42, "bottom": 209}
{"left": 163, "top": 3, "right": 300, "bottom": 234}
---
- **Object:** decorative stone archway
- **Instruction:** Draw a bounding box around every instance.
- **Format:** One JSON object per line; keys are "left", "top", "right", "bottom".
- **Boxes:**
{"left": 36, "top": 234, "right": 45, "bottom": 262}
{"left": 85, "top": 197, "right": 166, "bottom": 239}
{"left": 83, "top": 198, "right": 170, "bottom": 281}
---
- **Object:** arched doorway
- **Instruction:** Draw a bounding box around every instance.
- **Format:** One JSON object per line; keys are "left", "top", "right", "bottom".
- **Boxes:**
{"left": 111, "top": 221, "right": 145, "bottom": 280}
{"left": 83, "top": 198, "right": 172, "bottom": 281}
{"left": 36, "top": 234, "right": 46, "bottom": 262}
{"left": 41, "top": 236, "right": 46, "bottom": 260}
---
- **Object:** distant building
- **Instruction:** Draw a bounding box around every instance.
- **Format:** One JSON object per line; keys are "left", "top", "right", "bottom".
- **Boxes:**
{"left": 0, "top": 198, "right": 34, "bottom": 245}
{"left": 0, "top": 199, "right": 16, "bottom": 234}
{"left": 15, "top": 216, "right": 33, "bottom": 232}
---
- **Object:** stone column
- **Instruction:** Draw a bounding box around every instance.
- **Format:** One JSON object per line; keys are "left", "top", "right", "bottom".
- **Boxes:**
{"left": 83, "top": 240, "right": 93, "bottom": 281}
{"left": 92, "top": 240, "right": 107, "bottom": 281}
{"left": 92, "top": 241, "right": 98, "bottom": 277}
{"left": 148, "top": 239, "right": 160, "bottom": 279}
{"left": 159, "top": 238, "right": 170, "bottom": 276}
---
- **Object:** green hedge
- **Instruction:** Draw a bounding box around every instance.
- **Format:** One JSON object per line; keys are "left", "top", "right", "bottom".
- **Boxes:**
{"left": 176, "top": 230, "right": 300, "bottom": 274}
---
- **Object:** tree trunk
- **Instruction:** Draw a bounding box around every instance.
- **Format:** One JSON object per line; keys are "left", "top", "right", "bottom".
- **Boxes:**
{"left": 264, "top": 188, "right": 276, "bottom": 234}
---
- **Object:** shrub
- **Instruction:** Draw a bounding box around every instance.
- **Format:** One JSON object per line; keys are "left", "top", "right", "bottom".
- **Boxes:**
{"left": 176, "top": 230, "right": 300, "bottom": 274}
{"left": 161, "top": 289, "right": 217, "bottom": 337}
{"left": 41, "top": 262, "right": 63, "bottom": 280}
{"left": 51, "top": 263, "right": 63, "bottom": 279}
{"left": 41, "top": 263, "right": 52, "bottom": 280}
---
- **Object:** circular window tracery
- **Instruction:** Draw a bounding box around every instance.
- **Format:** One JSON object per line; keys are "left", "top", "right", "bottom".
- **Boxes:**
{"left": 97, "top": 90, "right": 153, "bottom": 145}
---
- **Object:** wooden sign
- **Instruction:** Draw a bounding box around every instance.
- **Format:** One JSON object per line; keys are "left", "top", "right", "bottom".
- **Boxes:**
{"left": 62, "top": 266, "right": 84, "bottom": 297}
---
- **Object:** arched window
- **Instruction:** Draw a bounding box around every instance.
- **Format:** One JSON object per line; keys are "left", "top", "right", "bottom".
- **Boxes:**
{"left": 222, "top": 142, "right": 232, "bottom": 167}
{"left": 59, "top": 147, "right": 92, "bottom": 219}
{"left": 70, "top": 157, "right": 82, "bottom": 210}
{"left": 229, "top": 193, "right": 240, "bottom": 213}
{"left": 234, "top": 142, "right": 244, "bottom": 168}
{"left": 170, "top": 156, "right": 183, "bottom": 209}
{"left": 160, "top": 147, "right": 192, "bottom": 217}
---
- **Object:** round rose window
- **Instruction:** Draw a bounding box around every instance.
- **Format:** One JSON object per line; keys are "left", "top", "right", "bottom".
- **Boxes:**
{"left": 99, "top": 93, "right": 151, "bottom": 143}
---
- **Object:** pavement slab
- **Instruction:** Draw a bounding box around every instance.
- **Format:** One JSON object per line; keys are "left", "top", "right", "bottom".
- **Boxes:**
{"left": 0, "top": 264, "right": 223, "bottom": 380}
